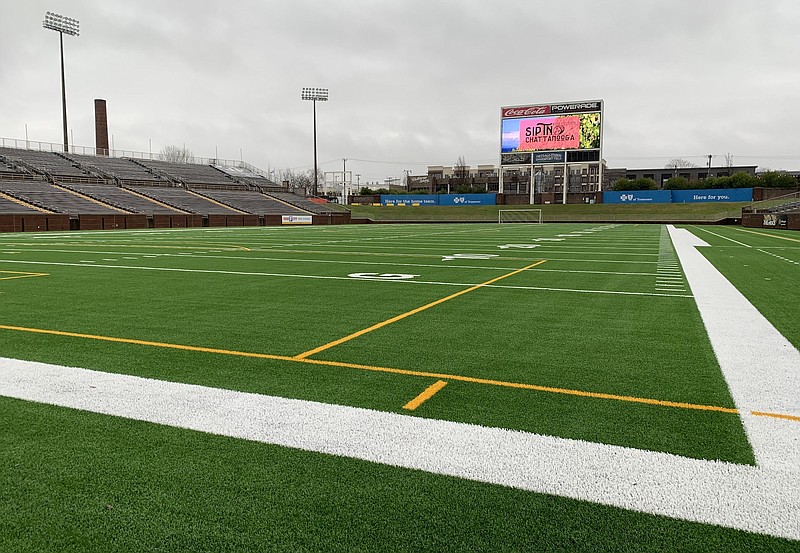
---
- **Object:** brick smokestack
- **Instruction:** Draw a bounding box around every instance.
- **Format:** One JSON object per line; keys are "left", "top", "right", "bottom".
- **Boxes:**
{"left": 94, "top": 99, "right": 109, "bottom": 156}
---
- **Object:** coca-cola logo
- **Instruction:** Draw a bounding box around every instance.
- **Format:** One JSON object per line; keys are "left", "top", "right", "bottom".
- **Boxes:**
{"left": 502, "top": 105, "right": 549, "bottom": 117}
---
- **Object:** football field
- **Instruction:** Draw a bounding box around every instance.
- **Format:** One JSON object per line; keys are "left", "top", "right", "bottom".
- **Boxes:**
{"left": 1, "top": 222, "right": 798, "bottom": 551}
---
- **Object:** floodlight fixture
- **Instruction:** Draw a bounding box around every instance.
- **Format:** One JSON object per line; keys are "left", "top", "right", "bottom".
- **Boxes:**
{"left": 43, "top": 11, "right": 80, "bottom": 153}
{"left": 301, "top": 87, "right": 329, "bottom": 196}
{"left": 43, "top": 11, "right": 80, "bottom": 36}
{"left": 301, "top": 87, "right": 328, "bottom": 102}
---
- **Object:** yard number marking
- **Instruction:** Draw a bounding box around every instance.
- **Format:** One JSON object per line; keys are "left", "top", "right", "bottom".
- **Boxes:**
{"left": 348, "top": 273, "right": 418, "bottom": 280}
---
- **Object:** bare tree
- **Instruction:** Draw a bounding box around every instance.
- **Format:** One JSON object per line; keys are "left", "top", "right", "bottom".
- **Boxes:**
{"left": 665, "top": 158, "right": 697, "bottom": 169}
{"left": 454, "top": 155, "right": 469, "bottom": 181}
{"left": 724, "top": 153, "right": 734, "bottom": 168}
{"left": 665, "top": 158, "right": 697, "bottom": 177}
{"left": 273, "top": 168, "right": 320, "bottom": 195}
{"left": 160, "top": 145, "right": 195, "bottom": 163}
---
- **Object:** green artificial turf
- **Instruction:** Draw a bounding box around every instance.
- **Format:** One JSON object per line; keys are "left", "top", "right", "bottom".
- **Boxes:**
{"left": 685, "top": 225, "right": 800, "bottom": 349}
{"left": 1, "top": 397, "right": 795, "bottom": 553}
{"left": 0, "top": 224, "right": 754, "bottom": 463}
{"left": 1, "top": 223, "right": 797, "bottom": 548}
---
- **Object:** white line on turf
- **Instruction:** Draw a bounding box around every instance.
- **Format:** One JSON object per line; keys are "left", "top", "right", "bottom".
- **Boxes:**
{"left": 669, "top": 225, "right": 800, "bottom": 469}
{"left": 690, "top": 226, "right": 753, "bottom": 248}
{"left": 0, "top": 249, "right": 668, "bottom": 277}
{"left": 0, "top": 357, "right": 796, "bottom": 540}
{"left": 0, "top": 259, "right": 693, "bottom": 298}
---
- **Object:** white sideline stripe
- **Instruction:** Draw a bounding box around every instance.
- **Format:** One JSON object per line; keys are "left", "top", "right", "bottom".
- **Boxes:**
{"left": 669, "top": 225, "right": 800, "bottom": 469}
{"left": 0, "top": 357, "right": 797, "bottom": 540}
{"left": 691, "top": 226, "right": 752, "bottom": 248}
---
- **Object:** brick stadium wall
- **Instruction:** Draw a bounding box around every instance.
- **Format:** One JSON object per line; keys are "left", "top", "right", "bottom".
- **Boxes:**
{"left": 78, "top": 214, "right": 147, "bottom": 230}
{"left": 152, "top": 214, "right": 204, "bottom": 228}
{"left": 207, "top": 214, "right": 260, "bottom": 227}
{"left": 0, "top": 214, "right": 70, "bottom": 232}
{"left": 752, "top": 188, "right": 800, "bottom": 201}
{"left": 312, "top": 212, "right": 351, "bottom": 225}
{"left": 742, "top": 212, "right": 800, "bottom": 230}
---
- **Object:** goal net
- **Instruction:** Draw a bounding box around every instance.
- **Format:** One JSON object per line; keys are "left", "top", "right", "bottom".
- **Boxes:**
{"left": 498, "top": 209, "right": 543, "bottom": 224}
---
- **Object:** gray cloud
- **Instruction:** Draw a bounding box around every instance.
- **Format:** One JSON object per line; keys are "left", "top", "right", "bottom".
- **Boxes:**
{"left": 2, "top": 0, "right": 799, "bottom": 183}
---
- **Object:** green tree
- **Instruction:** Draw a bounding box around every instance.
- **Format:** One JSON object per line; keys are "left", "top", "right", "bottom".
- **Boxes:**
{"left": 730, "top": 172, "right": 758, "bottom": 188}
{"left": 663, "top": 177, "right": 689, "bottom": 190}
{"left": 758, "top": 171, "right": 798, "bottom": 188}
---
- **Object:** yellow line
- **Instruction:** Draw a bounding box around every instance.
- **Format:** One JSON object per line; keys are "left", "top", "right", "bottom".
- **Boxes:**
{"left": 0, "top": 324, "right": 287, "bottom": 361}
{"left": 736, "top": 228, "right": 800, "bottom": 244}
{"left": 403, "top": 380, "right": 448, "bottom": 411}
{"left": 0, "top": 322, "right": 797, "bottom": 422}
{"left": 294, "top": 260, "right": 547, "bottom": 359}
{"left": 0, "top": 271, "right": 48, "bottom": 281}
{"left": 752, "top": 411, "right": 800, "bottom": 422}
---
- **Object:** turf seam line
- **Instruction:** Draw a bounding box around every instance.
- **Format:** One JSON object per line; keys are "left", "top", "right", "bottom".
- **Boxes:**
{"left": 292, "top": 260, "right": 547, "bottom": 359}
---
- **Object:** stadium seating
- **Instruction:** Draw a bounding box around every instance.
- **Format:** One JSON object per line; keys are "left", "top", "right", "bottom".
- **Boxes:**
{"left": 0, "top": 146, "right": 351, "bottom": 228}
{"left": 135, "top": 159, "right": 243, "bottom": 187}
{"left": 0, "top": 180, "right": 121, "bottom": 214}
{"left": 66, "top": 153, "right": 169, "bottom": 184}
{"left": 59, "top": 182, "right": 182, "bottom": 215}
{"left": 0, "top": 148, "right": 94, "bottom": 180}
{"left": 0, "top": 194, "right": 41, "bottom": 213}
{"left": 266, "top": 191, "right": 348, "bottom": 214}
{"left": 193, "top": 189, "right": 307, "bottom": 215}
{"left": 125, "top": 185, "right": 243, "bottom": 214}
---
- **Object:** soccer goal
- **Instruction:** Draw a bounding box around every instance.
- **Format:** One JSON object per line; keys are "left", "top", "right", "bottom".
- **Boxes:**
{"left": 498, "top": 209, "right": 543, "bottom": 224}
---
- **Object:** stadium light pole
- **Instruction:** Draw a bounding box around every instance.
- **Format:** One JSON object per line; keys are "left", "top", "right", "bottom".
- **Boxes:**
{"left": 43, "top": 11, "right": 80, "bottom": 154}
{"left": 301, "top": 87, "right": 328, "bottom": 197}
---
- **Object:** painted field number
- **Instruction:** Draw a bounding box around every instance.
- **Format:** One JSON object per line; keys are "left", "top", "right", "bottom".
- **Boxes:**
{"left": 348, "top": 273, "right": 418, "bottom": 280}
{"left": 497, "top": 244, "right": 541, "bottom": 249}
{"left": 442, "top": 254, "right": 499, "bottom": 262}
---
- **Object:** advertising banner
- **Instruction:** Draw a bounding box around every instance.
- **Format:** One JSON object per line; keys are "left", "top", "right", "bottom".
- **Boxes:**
{"left": 438, "top": 194, "right": 496, "bottom": 206}
{"left": 380, "top": 194, "right": 496, "bottom": 206}
{"left": 281, "top": 215, "right": 313, "bottom": 225}
{"left": 671, "top": 188, "right": 753, "bottom": 203}
{"left": 603, "top": 190, "right": 672, "bottom": 204}
{"left": 381, "top": 195, "right": 438, "bottom": 206}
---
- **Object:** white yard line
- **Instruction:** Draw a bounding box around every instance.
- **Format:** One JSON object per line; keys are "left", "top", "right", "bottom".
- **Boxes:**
{"left": 668, "top": 225, "right": 800, "bottom": 469}
{"left": 0, "top": 259, "right": 691, "bottom": 298}
{"left": 0, "top": 357, "right": 797, "bottom": 540}
{"left": 0, "top": 249, "right": 665, "bottom": 276}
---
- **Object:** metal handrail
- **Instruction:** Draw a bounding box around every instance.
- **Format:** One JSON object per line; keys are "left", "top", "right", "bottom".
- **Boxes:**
{"left": 0, "top": 136, "right": 270, "bottom": 176}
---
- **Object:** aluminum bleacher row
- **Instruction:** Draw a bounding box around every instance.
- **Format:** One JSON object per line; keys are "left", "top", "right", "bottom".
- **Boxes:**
{"left": 0, "top": 146, "right": 350, "bottom": 231}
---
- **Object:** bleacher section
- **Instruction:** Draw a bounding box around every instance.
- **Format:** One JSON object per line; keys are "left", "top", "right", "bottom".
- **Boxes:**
{"left": 126, "top": 185, "right": 242, "bottom": 214}
{"left": 136, "top": 160, "right": 241, "bottom": 187}
{"left": 266, "top": 191, "right": 348, "bottom": 214}
{"left": 60, "top": 183, "right": 182, "bottom": 215}
{"left": 0, "top": 148, "right": 95, "bottom": 180}
{"left": 0, "top": 180, "right": 121, "bottom": 214}
{"left": 66, "top": 153, "right": 168, "bottom": 184}
{"left": 196, "top": 189, "right": 307, "bottom": 215}
{"left": 0, "top": 194, "right": 41, "bottom": 213}
{"left": 0, "top": 146, "right": 352, "bottom": 229}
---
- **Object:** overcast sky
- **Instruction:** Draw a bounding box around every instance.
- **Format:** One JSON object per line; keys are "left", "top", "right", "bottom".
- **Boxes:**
{"left": 2, "top": 0, "right": 799, "bottom": 184}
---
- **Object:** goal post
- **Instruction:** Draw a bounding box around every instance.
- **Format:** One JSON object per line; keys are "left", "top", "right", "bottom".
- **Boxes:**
{"left": 498, "top": 209, "right": 543, "bottom": 224}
